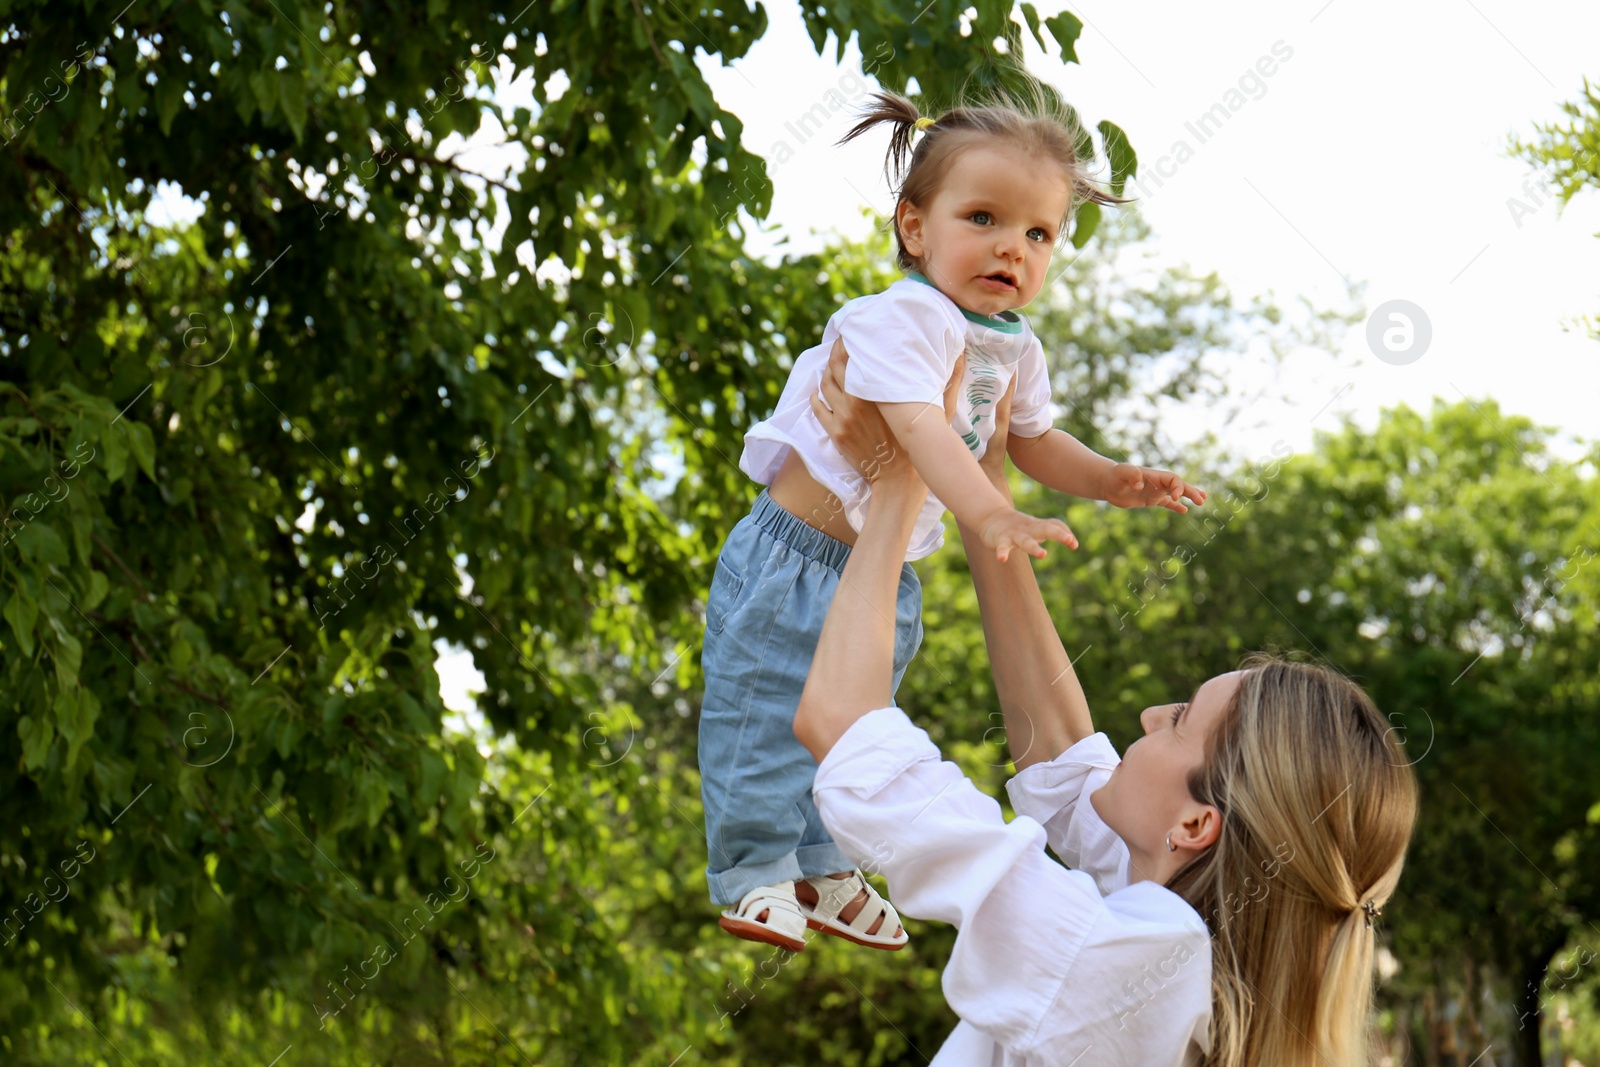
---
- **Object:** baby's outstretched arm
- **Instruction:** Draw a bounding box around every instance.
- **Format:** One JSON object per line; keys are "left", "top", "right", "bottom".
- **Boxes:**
{"left": 1009, "top": 429, "right": 1207, "bottom": 513}
{"left": 877, "top": 402, "right": 1077, "bottom": 562}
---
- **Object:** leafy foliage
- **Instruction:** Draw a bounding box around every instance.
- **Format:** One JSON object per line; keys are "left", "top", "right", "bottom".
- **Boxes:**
{"left": 0, "top": 0, "right": 1138, "bottom": 1061}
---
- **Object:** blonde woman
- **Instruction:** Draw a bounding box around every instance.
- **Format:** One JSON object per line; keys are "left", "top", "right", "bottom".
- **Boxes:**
{"left": 794, "top": 343, "right": 1419, "bottom": 1066}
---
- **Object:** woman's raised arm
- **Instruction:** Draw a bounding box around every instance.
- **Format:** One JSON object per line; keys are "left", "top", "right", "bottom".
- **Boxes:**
{"left": 955, "top": 377, "right": 1095, "bottom": 768}
{"left": 792, "top": 346, "right": 931, "bottom": 761}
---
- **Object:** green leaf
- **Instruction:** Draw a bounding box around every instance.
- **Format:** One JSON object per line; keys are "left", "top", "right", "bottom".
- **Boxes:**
{"left": 1097, "top": 119, "right": 1138, "bottom": 192}
{"left": 363, "top": 773, "right": 388, "bottom": 829}
{"left": 419, "top": 751, "right": 446, "bottom": 807}
{"left": 249, "top": 66, "right": 277, "bottom": 120}
{"left": 1020, "top": 3, "right": 1049, "bottom": 51}
{"left": 50, "top": 630, "right": 83, "bottom": 697}
{"left": 70, "top": 511, "right": 92, "bottom": 569}
{"left": 82, "top": 569, "right": 110, "bottom": 612}
{"left": 114, "top": 70, "right": 143, "bottom": 116}
{"left": 126, "top": 420, "right": 156, "bottom": 482}
{"left": 273, "top": 712, "right": 302, "bottom": 760}
{"left": 46, "top": 616, "right": 83, "bottom": 691}
{"left": 103, "top": 423, "right": 129, "bottom": 483}
{"left": 155, "top": 75, "right": 185, "bottom": 135}
{"left": 1043, "top": 10, "right": 1085, "bottom": 64}
{"left": 1071, "top": 200, "right": 1102, "bottom": 249}
{"left": 397, "top": 691, "right": 432, "bottom": 732}
{"left": 56, "top": 686, "right": 100, "bottom": 767}
{"left": 14, "top": 521, "right": 68, "bottom": 565}
{"left": 5, "top": 589, "right": 38, "bottom": 657}
{"left": 18, "top": 714, "right": 52, "bottom": 770}
{"left": 651, "top": 195, "right": 677, "bottom": 241}
{"left": 322, "top": 692, "right": 346, "bottom": 733}
{"left": 195, "top": 366, "right": 224, "bottom": 413}
{"left": 278, "top": 73, "right": 307, "bottom": 142}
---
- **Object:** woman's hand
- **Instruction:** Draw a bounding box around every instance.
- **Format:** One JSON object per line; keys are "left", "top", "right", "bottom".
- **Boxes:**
{"left": 980, "top": 374, "right": 1018, "bottom": 503}
{"left": 810, "top": 337, "right": 963, "bottom": 491}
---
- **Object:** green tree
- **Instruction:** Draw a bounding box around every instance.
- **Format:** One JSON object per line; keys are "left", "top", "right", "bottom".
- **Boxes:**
{"left": 0, "top": 0, "right": 1139, "bottom": 1062}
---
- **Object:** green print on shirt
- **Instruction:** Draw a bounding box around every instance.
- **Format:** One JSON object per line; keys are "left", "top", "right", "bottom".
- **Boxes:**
{"left": 963, "top": 363, "right": 1003, "bottom": 452}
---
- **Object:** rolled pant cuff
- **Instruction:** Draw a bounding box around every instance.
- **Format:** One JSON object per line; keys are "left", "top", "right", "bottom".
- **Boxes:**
{"left": 795, "top": 841, "right": 855, "bottom": 879}
{"left": 707, "top": 843, "right": 860, "bottom": 907}
{"left": 707, "top": 854, "right": 804, "bottom": 908}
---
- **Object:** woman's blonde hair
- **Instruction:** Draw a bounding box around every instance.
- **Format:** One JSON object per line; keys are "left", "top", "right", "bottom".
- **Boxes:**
{"left": 836, "top": 81, "right": 1132, "bottom": 272}
{"left": 1168, "top": 654, "right": 1420, "bottom": 1067}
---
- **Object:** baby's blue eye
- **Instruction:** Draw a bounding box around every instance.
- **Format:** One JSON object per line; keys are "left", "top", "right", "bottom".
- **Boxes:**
{"left": 1028, "top": 227, "right": 1049, "bottom": 242}
{"left": 969, "top": 212, "right": 992, "bottom": 225}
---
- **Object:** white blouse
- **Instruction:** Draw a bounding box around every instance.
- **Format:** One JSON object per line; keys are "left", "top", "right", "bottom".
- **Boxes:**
{"left": 740, "top": 274, "right": 1054, "bottom": 561}
{"left": 812, "top": 707, "right": 1213, "bottom": 1066}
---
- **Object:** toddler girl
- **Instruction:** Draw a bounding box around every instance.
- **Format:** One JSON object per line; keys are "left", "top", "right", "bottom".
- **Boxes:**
{"left": 699, "top": 87, "right": 1206, "bottom": 952}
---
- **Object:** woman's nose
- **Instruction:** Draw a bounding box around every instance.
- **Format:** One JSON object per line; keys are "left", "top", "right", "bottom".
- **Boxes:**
{"left": 1139, "top": 706, "right": 1160, "bottom": 735}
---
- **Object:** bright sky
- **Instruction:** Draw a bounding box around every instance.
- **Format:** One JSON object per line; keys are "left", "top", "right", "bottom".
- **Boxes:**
{"left": 696, "top": 0, "right": 1600, "bottom": 462}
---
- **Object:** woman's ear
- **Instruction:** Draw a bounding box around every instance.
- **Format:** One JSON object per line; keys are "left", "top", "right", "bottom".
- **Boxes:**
{"left": 897, "top": 199, "right": 925, "bottom": 258}
{"left": 1179, "top": 804, "right": 1222, "bottom": 852}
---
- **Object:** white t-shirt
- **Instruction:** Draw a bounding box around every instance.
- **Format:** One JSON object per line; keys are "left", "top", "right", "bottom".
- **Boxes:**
{"left": 741, "top": 272, "right": 1054, "bottom": 561}
{"left": 813, "top": 707, "right": 1213, "bottom": 1066}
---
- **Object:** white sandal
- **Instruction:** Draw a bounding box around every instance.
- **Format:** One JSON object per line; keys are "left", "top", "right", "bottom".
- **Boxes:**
{"left": 718, "top": 881, "right": 809, "bottom": 952}
{"left": 798, "top": 872, "right": 908, "bottom": 951}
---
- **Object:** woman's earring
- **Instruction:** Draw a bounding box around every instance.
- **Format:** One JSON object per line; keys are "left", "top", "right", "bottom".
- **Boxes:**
{"left": 1166, "top": 833, "right": 1177, "bottom": 853}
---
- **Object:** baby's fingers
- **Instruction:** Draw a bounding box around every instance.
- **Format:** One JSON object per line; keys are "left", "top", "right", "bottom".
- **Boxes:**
{"left": 994, "top": 530, "right": 1045, "bottom": 563}
{"left": 1037, "top": 518, "right": 1078, "bottom": 551}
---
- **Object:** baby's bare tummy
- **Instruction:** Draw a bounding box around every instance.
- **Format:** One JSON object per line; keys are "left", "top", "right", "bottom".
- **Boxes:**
{"left": 767, "top": 450, "right": 859, "bottom": 547}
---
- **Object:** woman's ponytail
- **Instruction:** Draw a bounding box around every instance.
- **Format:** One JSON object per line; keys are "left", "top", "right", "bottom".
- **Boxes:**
{"left": 1314, "top": 856, "right": 1407, "bottom": 1063}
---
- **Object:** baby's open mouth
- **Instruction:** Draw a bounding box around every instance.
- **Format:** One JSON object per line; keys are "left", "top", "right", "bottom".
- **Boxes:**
{"left": 982, "top": 272, "right": 1017, "bottom": 288}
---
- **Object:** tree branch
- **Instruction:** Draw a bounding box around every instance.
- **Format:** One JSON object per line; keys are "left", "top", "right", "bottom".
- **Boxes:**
{"left": 391, "top": 149, "right": 517, "bottom": 194}
{"left": 94, "top": 534, "right": 154, "bottom": 602}
{"left": 628, "top": 0, "right": 669, "bottom": 68}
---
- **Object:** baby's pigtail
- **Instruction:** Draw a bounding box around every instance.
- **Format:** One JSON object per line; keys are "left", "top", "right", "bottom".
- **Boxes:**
{"left": 836, "top": 90, "right": 923, "bottom": 194}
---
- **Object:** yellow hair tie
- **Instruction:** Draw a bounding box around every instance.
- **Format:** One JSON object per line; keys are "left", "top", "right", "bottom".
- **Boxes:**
{"left": 914, "top": 116, "right": 937, "bottom": 131}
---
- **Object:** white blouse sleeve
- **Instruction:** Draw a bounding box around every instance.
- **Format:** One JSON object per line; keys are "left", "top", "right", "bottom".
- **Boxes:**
{"left": 813, "top": 708, "right": 1212, "bottom": 1065}
{"left": 838, "top": 285, "right": 964, "bottom": 407}
{"left": 1006, "top": 731, "right": 1130, "bottom": 896}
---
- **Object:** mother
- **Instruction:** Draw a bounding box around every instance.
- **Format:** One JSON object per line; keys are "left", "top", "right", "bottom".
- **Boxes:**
{"left": 793, "top": 343, "right": 1419, "bottom": 1067}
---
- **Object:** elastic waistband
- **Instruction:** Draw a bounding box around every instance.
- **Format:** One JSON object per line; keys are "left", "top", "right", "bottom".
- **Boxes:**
{"left": 748, "top": 489, "right": 855, "bottom": 573}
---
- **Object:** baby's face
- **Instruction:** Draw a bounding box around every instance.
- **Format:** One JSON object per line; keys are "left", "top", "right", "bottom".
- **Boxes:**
{"left": 897, "top": 140, "right": 1073, "bottom": 317}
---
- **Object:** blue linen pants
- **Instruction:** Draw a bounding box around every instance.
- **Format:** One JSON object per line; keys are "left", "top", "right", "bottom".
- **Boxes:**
{"left": 699, "top": 489, "right": 924, "bottom": 906}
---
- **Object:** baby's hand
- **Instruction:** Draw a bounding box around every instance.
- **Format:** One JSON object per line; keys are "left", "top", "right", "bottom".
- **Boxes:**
{"left": 978, "top": 507, "right": 1078, "bottom": 563}
{"left": 1104, "top": 464, "right": 1207, "bottom": 514}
